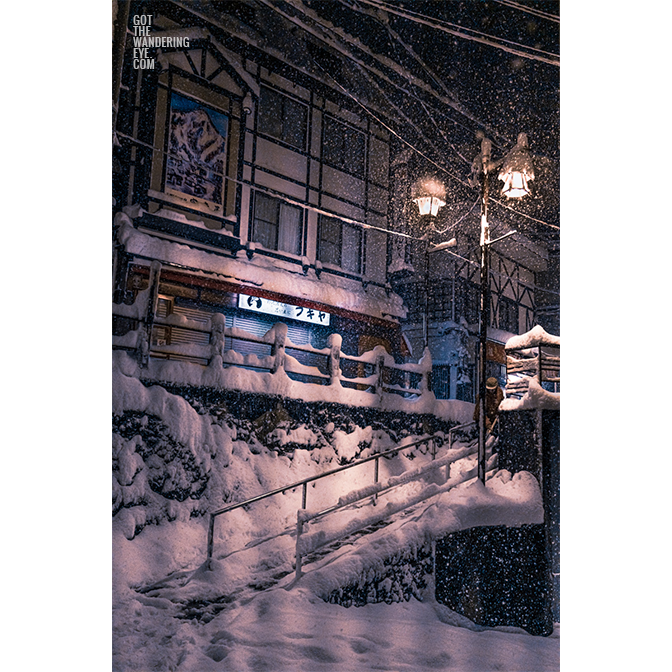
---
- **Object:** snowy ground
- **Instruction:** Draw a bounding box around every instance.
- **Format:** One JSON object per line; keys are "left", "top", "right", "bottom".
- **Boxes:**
{"left": 112, "top": 457, "right": 556, "bottom": 671}
{"left": 114, "top": 578, "right": 559, "bottom": 671}
{"left": 107, "top": 353, "right": 560, "bottom": 670}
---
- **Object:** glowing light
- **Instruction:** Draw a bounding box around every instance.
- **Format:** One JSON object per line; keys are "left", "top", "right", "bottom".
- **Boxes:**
{"left": 411, "top": 178, "right": 446, "bottom": 216}
{"left": 498, "top": 133, "right": 534, "bottom": 199}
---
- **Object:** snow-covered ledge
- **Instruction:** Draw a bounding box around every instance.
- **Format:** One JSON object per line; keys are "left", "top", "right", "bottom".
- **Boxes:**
{"left": 505, "top": 325, "right": 560, "bottom": 351}
{"left": 500, "top": 377, "right": 559, "bottom": 411}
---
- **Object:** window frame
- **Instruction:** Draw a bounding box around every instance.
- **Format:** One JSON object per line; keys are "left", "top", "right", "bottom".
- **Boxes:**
{"left": 250, "top": 190, "right": 304, "bottom": 257}
{"left": 321, "top": 114, "right": 366, "bottom": 178}
{"left": 257, "top": 85, "right": 308, "bottom": 151}
{"left": 317, "top": 214, "right": 363, "bottom": 275}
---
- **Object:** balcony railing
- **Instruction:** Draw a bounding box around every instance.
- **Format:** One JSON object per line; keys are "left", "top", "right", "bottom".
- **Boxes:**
{"left": 113, "top": 281, "right": 431, "bottom": 401}
{"left": 504, "top": 326, "right": 560, "bottom": 399}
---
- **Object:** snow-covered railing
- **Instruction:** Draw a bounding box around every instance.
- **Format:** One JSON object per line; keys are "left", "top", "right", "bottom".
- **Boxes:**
{"left": 113, "top": 305, "right": 431, "bottom": 398}
{"left": 505, "top": 326, "right": 560, "bottom": 399}
{"left": 205, "top": 435, "right": 443, "bottom": 563}
{"left": 293, "top": 443, "right": 489, "bottom": 580}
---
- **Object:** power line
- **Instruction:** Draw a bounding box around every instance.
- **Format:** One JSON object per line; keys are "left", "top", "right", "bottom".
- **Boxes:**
{"left": 493, "top": 0, "right": 560, "bottom": 24}
{"left": 358, "top": 0, "right": 560, "bottom": 66}
{"left": 259, "top": 0, "right": 507, "bottom": 142}
{"left": 310, "top": 59, "right": 475, "bottom": 192}
{"left": 310, "top": 63, "right": 560, "bottom": 233}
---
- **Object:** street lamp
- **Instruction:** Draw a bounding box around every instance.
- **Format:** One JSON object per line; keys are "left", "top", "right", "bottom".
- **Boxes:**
{"left": 411, "top": 178, "right": 449, "bottom": 351}
{"left": 412, "top": 177, "right": 446, "bottom": 217}
{"left": 474, "top": 132, "right": 534, "bottom": 484}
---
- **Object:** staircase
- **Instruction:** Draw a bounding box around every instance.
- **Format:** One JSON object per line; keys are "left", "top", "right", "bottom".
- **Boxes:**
{"left": 132, "top": 427, "right": 501, "bottom": 621}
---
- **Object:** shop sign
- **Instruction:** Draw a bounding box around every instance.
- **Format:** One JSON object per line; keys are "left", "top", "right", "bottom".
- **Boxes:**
{"left": 238, "top": 294, "right": 331, "bottom": 326}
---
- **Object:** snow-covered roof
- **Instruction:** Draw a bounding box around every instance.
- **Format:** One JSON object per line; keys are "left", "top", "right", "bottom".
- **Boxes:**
{"left": 115, "top": 208, "right": 407, "bottom": 321}
{"left": 505, "top": 325, "right": 560, "bottom": 351}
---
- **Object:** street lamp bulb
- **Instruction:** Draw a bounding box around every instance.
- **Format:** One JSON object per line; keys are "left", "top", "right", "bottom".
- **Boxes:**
{"left": 414, "top": 195, "right": 446, "bottom": 217}
{"left": 498, "top": 133, "right": 534, "bottom": 199}
{"left": 500, "top": 170, "right": 531, "bottom": 198}
{"left": 412, "top": 177, "right": 446, "bottom": 216}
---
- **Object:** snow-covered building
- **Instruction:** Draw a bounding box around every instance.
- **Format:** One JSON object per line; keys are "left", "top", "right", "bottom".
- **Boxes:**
{"left": 112, "top": 0, "right": 558, "bottom": 404}
{"left": 113, "top": 0, "right": 413, "bottom": 387}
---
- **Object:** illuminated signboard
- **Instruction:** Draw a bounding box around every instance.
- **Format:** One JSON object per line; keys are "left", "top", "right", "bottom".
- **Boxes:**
{"left": 238, "top": 294, "right": 331, "bottom": 326}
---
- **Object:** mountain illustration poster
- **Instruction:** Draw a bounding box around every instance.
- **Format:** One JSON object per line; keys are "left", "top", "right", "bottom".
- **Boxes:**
{"left": 165, "top": 92, "right": 229, "bottom": 206}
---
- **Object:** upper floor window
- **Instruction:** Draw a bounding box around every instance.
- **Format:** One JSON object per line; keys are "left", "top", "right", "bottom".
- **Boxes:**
{"left": 498, "top": 296, "right": 519, "bottom": 333}
{"left": 251, "top": 191, "right": 303, "bottom": 255}
{"left": 322, "top": 116, "right": 365, "bottom": 178}
{"left": 165, "top": 92, "right": 230, "bottom": 207}
{"left": 318, "top": 215, "right": 362, "bottom": 274}
{"left": 258, "top": 86, "right": 307, "bottom": 150}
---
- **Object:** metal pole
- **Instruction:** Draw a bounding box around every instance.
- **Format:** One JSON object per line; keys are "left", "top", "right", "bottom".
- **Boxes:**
{"left": 295, "top": 515, "right": 304, "bottom": 580}
{"left": 373, "top": 456, "right": 380, "bottom": 505}
{"left": 478, "top": 139, "right": 492, "bottom": 485}
{"left": 207, "top": 514, "right": 215, "bottom": 562}
{"left": 423, "top": 240, "right": 430, "bottom": 350}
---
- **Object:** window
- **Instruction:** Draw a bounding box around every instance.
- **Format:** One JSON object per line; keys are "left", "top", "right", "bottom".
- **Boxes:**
{"left": 498, "top": 296, "right": 519, "bottom": 333}
{"left": 322, "top": 116, "right": 365, "bottom": 177}
{"left": 455, "top": 279, "right": 480, "bottom": 326}
{"left": 165, "top": 92, "right": 229, "bottom": 207}
{"left": 318, "top": 215, "right": 362, "bottom": 274}
{"left": 251, "top": 192, "right": 303, "bottom": 255}
{"left": 258, "top": 86, "right": 307, "bottom": 150}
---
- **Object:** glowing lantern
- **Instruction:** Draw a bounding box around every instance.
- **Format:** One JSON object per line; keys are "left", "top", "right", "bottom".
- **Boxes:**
{"left": 498, "top": 133, "right": 534, "bottom": 198}
{"left": 411, "top": 178, "right": 446, "bottom": 216}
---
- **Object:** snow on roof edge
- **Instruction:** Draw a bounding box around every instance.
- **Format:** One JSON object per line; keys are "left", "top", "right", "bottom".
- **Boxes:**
{"left": 505, "top": 325, "right": 560, "bottom": 350}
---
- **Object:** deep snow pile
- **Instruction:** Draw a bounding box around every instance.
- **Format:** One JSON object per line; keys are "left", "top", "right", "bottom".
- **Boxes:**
{"left": 113, "top": 357, "right": 557, "bottom": 671}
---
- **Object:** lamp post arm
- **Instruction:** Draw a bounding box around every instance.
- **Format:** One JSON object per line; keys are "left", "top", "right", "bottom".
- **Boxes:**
{"left": 487, "top": 230, "right": 518, "bottom": 246}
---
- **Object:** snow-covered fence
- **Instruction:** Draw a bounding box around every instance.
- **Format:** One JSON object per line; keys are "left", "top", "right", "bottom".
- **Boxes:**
{"left": 205, "top": 435, "right": 441, "bottom": 563}
{"left": 113, "top": 309, "right": 432, "bottom": 398}
{"left": 505, "top": 326, "right": 560, "bottom": 399}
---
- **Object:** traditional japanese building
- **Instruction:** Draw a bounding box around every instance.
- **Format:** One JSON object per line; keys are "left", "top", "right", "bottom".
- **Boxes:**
{"left": 112, "top": 0, "right": 558, "bottom": 404}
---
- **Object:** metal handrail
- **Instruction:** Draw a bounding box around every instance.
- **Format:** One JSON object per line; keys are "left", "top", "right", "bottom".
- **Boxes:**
{"left": 206, "top": 434, "right": 440, "bottom": 560}
{"left": 294, "top": 443, "right": 484, "bottom": 579}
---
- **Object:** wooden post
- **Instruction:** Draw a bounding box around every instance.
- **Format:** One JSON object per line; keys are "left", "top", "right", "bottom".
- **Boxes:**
{"left": 207, "top": 514, "right": 216, "bottom": 562}
{"left": 419, "top": 347, "right": 432, "bottom": 395}
{"left": 375, "top": 351, "right": 385, "bottom": 394}
{"left": 295, "top": 514, "right": 304, "bottom": 580}
{"left": 140, "top": 260, "right": 161, "bottom": 367}
{"left": 327, "top": 333, "right": 342, "bottom": 385}
{"left": 271, "top": 322, "right": 287, "bottom": 373}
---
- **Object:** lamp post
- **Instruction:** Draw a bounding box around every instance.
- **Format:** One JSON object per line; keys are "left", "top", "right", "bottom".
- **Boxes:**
{"left": 474, "top": 133, "right": 534, "bottom": 484}
{"left": 411, "top": 178, "right": 447, "bottom": 350}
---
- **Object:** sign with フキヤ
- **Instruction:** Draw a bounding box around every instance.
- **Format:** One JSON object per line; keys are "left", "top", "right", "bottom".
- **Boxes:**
{"left": 238, "top": 294, "right": 331, "bottom": 326}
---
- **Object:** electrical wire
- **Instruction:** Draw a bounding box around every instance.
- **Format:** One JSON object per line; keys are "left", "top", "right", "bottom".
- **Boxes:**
{"left": 493, "top": 0, "right": 560, "bottom": 24}
{"left": 311, "top": 63, "right": 560, "bottom": 233}
{"left": 340, "top": 0, "right": 478, "bottom": 165}
{"left": 358, "top": 0, "right": 560, "bottom": 66}
{"left": 116, "top": 132, "right": 559, "bottom": 297}
{"left": 431, "top": 199, "right": 480, "bottom": 235}
{"left": 116, "top": 130, "right": 422, "bottom": 242}
{"left": 258, "top": 0, "right": 503, "bottom": 141}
